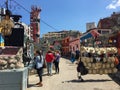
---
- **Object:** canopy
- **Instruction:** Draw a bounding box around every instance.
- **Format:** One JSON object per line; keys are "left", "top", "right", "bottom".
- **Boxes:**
{"left": 80, "top": 30, "right": 100, "bottom": 41}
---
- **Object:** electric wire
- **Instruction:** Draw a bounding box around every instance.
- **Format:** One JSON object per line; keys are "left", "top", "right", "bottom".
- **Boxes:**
{"left": 11, "top": 0, "right": 59, "bottom": 31}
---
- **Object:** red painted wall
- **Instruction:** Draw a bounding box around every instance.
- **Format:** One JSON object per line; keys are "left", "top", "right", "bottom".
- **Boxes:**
{"left": 62, "top": 36, "right": 80, "bottom": 56}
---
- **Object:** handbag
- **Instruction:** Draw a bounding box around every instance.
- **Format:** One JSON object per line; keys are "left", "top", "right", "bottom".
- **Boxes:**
{"left": 43, "top": 59, "right": 46, "bottom": 68}
{"left": 77, "top": 61, "right": 88, "bottom": 75}
{"left": 34, "top": 61, "right": 42, "bottom": 69}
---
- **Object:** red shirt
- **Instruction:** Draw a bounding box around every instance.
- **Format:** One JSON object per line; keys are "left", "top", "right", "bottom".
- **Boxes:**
{"left": 45, "top": 53, "right": 54, "bottom": 63}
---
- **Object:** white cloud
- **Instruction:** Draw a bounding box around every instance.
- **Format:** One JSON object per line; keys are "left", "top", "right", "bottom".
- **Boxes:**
{"left": 106, "top": 0, "right": 120, "bottom": 9}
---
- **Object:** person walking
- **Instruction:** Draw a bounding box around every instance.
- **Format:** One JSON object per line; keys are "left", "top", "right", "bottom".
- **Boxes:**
{"left": 45, "top": 50, "right": 54, "bottom": 76}
{"left": 75, "top": 48, "right": 80, "bottom": 64}
{"left": 75, "top": 48, "right": 80, "bottom": 60}
{"left": 54, "top": 50, "right": 60, "bottom": 74}
{"left": 34, "top": 50, "right": 44, "bottom": 87}
{"left": 70, "top": 50, "right": 76, "bottom": 63}
{"left": 77, "top": 58, "right": 88, "bottom": 82}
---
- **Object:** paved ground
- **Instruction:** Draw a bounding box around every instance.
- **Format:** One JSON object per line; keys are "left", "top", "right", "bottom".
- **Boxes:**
{"left": 27, "top": 58, "right": 120, "bottom": 90}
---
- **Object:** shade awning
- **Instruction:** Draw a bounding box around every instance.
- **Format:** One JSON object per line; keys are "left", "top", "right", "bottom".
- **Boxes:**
{"left": 80, "top": 30, "right": 100, "bottom": 41}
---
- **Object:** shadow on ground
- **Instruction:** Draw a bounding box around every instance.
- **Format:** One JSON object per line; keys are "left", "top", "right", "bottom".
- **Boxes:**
{"left": 62, "top": 79, "right": 112, "bottom": 83}
{"left": 27, "top": 84, "right": 39, "bottom": 88}
{"left": 108, "top": 73, "right": 120, "bottom": 85}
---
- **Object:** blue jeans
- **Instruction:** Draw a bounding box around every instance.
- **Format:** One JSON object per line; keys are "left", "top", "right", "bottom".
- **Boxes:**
{"left": 46, "top": 62, "right": 53, "bottom": 75}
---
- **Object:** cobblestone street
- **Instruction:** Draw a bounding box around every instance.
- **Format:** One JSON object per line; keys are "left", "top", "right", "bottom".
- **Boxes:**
{"left": 27, "top": 58, "right": 120, "bottom": 90}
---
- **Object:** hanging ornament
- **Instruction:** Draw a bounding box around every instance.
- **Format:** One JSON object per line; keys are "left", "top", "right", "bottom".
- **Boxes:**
{"left": 0, "top": 9, "right": 14, "bottom": 36}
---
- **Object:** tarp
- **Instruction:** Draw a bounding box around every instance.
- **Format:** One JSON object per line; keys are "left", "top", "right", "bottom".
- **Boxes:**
{"left": 80, "top": 30, "right": 100, "bottom": 41}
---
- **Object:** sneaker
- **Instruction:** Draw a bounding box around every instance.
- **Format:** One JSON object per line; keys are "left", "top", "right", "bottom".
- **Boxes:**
{"left": 78, "top": 76, "right": 81, "bottom": 79}
{"left": 81, "top": 78, "right": 84, "bottom": 82}
{"left": 49, "top": 74, "right": 53, "bottom": 76}
{"left": 38, "top": 83, "right": 43, "bottom": 87}
{"left": 47, "top": 73, "right": 50, "bottom": 76}
{"left": 36, "top": 82, "right": 40, "bottom": 85}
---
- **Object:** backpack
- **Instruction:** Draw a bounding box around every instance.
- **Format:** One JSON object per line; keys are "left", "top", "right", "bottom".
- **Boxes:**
{"left": 77, "top": 61, "right": 88, "bottom": 75}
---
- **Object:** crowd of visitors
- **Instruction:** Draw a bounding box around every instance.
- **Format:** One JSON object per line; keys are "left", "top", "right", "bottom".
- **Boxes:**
{"left": 32, "top": 47, "right": 120, "bottom": 86}
{"left": 33, "top": 49, "right": 61, "bottom": 87}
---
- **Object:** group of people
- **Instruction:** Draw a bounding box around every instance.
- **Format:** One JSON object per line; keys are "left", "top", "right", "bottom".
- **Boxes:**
{"left": 34, "top": 49, "right": 61, "bottom": 87}
{"left": 34, "top": 48, "right": 120, "bottom": 85}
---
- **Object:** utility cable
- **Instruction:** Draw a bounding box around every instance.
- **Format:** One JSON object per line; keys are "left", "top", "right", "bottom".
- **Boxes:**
{"left": 12, "top": 0, "right": 30, "bottom": 13}
{"left": 40, "top": 19, "right": 58, "bottom": 31}
{"left": 11, "top": 0, "right": 59, "bottom": 31}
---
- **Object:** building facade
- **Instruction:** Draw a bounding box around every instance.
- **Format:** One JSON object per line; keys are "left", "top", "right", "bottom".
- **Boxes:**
{"left": 42, "top": 30, "right": 81, "bottom": 39}
{"left": 86, "top": 22, "right": 96, "bottom": 31}
{"left": 0, "top": 8, "right": 6, "bottom": 22}
{"left": 98, "top": 12, "right": 120, "bottom": 29}
{"left": 30, "top": 6, "right": 41, "bottom": 43}
{"left": 61, "top": 36, "right": 80, "bottom": 57}
{"left": 42, "top": 30, "right": 68, "bottom": 39}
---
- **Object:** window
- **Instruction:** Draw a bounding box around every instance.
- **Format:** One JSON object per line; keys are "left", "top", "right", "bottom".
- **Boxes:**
{"left": 76, "top": 44, "right": 78, "bottom": 48}
{"left": 98, "top": 30, "right": 101, "bottom": 34}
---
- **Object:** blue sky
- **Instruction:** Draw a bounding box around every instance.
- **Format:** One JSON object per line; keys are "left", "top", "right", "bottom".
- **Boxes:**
{"left": 1, "top": 0, "right": 120, "bottom": 37}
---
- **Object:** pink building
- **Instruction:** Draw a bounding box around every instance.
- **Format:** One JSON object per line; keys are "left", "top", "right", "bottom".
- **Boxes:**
{"left": 61, "top": 37, "right": 69, "bottom": 56}
{"left": 61, "top": 36, "right": 80, "bottom": 56}
{"left": 69, "top": 37, "right": 80, "bottom": 52}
